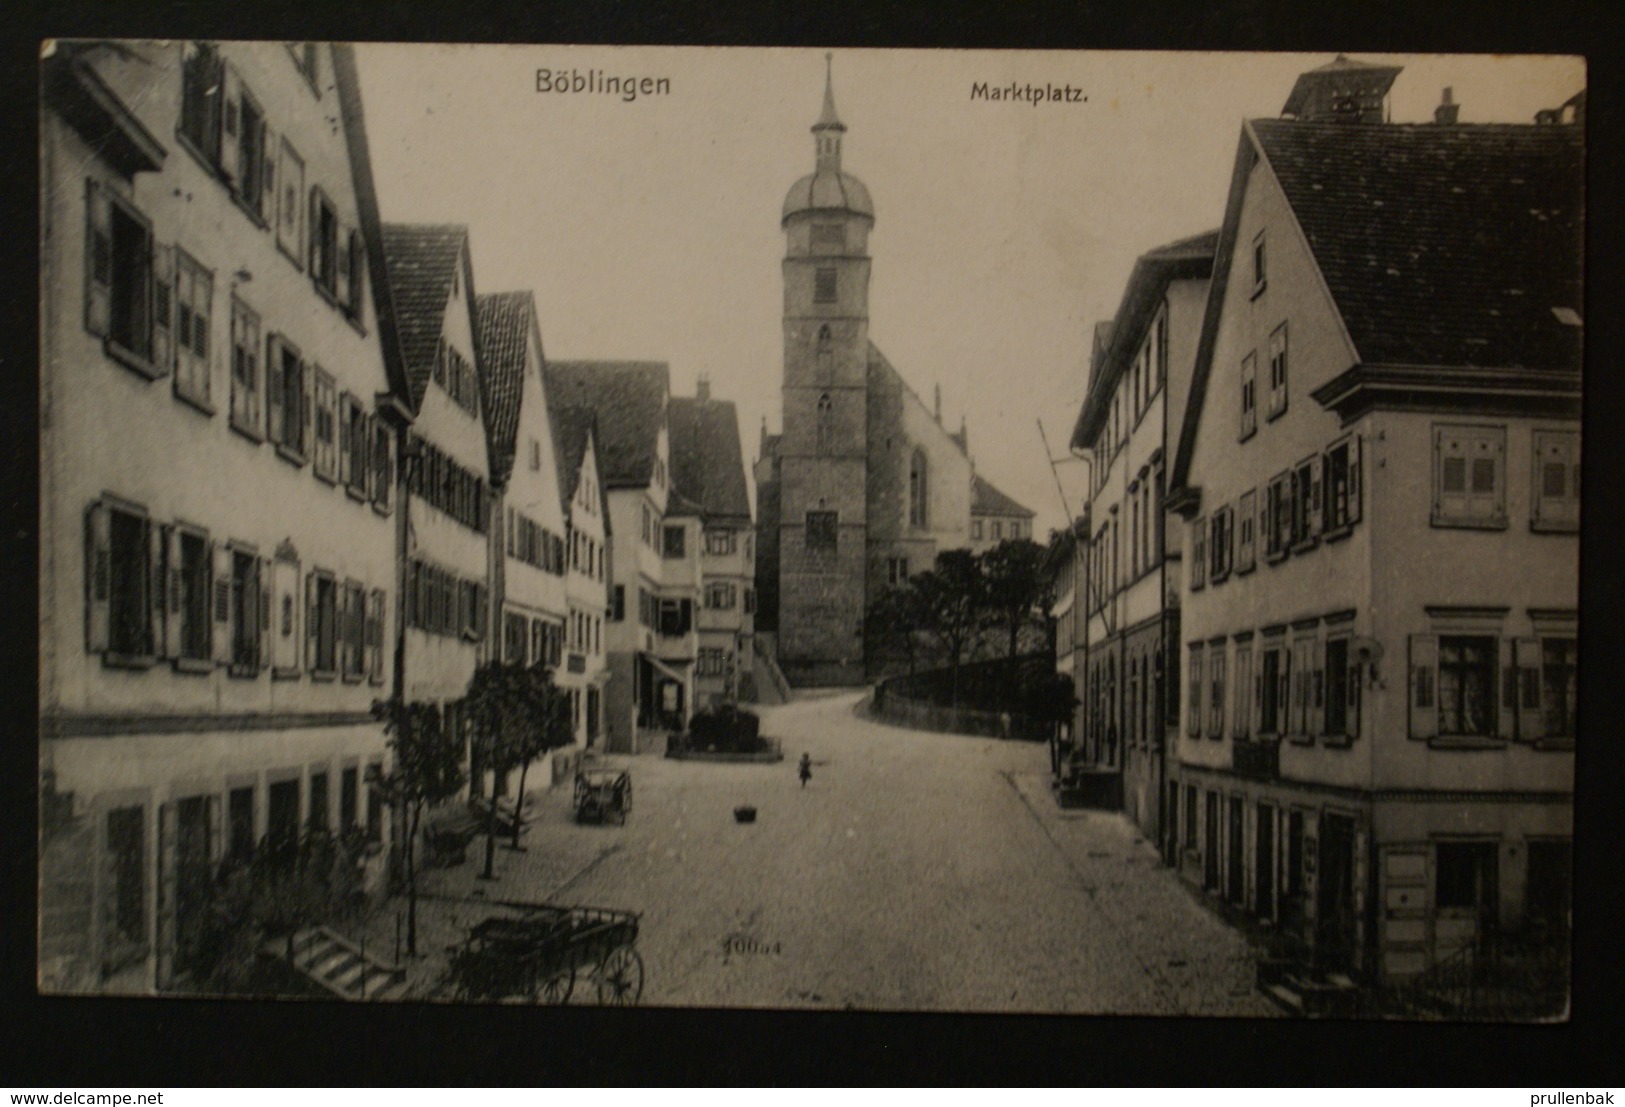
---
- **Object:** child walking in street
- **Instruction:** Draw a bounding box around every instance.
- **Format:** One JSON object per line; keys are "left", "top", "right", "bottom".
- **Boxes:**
{"left": 798, "top": 753, "right": 812, "bottom": 788}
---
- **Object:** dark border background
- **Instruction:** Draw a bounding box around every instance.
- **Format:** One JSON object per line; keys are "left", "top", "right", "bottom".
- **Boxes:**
{"left": 4, "top": 0, "right": 1621, "bottom": 1088}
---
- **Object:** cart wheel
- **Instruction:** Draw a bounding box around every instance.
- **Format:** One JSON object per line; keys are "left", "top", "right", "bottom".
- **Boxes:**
{"left": 595, "top": 945, "right": 644, "bottom": 1006}
{"left": 534, "top": 965, "right": 575, "bottom": 1006}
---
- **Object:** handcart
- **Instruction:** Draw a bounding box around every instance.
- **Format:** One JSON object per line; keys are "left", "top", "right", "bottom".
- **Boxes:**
{"left": 445, "top": 900, "right": 644, "bottom": 1005}
{"left": 574, "top": 767, "right": 633, "bottom": 825}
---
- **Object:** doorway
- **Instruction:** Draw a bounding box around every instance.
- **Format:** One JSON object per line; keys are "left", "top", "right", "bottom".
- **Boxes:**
{"left": 1316, "top": 813, "right": 1358, "bottom": 971}
{"left": 1256, "top": 803, "right": 1276, "bottom": 921}
{"left": 1227, "top": 796, "right": 1246, "bottom": 905}
{"left": 1203, "top": 792, "right": 1220, "bottom": 892}
{"left": 1435, "top": 839, "right": 1500, "bottom": 961}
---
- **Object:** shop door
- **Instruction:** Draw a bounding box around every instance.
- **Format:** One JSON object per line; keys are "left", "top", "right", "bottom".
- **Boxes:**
{"left": 1316, "top": 813, "right": 1357, "bottom": 971}
{"left": 1227, "top": 797, "right": 1246, "bottom": 904}
{"left": 1434, "top": 840, "right": 1500, "bottom": 962}
{"left": 172, "top": 795, "right": 215, "bottom": 983}
{"left": 1203, "top": 793, "right": 1220, "bottom": 892}
{"left": 1256, "top": 803, "right": 1276, "bottom": 921}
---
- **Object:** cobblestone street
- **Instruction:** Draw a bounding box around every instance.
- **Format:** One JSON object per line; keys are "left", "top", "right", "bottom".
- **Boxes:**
{"left": 370, "top": 690, "right": 1276, "bottom": 1015}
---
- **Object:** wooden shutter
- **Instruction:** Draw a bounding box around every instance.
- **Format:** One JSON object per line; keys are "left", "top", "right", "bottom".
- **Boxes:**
{"left": 1346, "top": 649, "right": 1361, "bottom": 740}
{"left": 266, "top": 335, "right": 286, "bottom": 445}
{"left": 259, "top": 124, "right": 278, "bottom": 224}
{"left": 1494, "top": 636, "right": 1516, "bottom": 740}
{"left": 1277, "top": 648, "right": 1292, "bottom": 736}
{"left": 164, "top": 526, "right": 184, "bottom": 659}
{"left": 150, "top": 244, "right": 175, "bottom": 377}
{"left": 1307, "top": 455, "right": 1324, "bottom": 537}
{"left": 1346, "top": 435, "right": 1362, "bottom": 525}
{"left": 84, "top": 179, "right": 113, "bottom": 338}
{"left": 148, "top": 521, "right": 167, "bottom": 659}
{"left": 305, "top": 571, "right": 319, "bottom": 671}
{"left": 335, "top": 225, "right": 351, "bottom": 308}
{"left": 1308, "top": 639, "right": 1324, "bottom": 736}
{"left": 367, "top": 588, "right": 385, "bottom": 685}
{"left": 300, "top": 361, "right": 314, "bottom": 458}
{"left": 258, "top": 556, "right": 272, "bottom": 671}
{"left": 403, "top": 561, "right": 416, "bottom": 629}
{"left": 218, "top": 64, "right": 243, "bottom": 184}
{"left": 84, "top": 501, "right": 111, "bottom": 652}
{"left": 340, "top": 584, "right": 355, "bottom": 675}
{"left": 362, "top": 414, "right": 377, "bottom": 501}
{"left": 337, "top": 395, "right": 352, "bottom": 487}
{"left": 211, "top": 543, "right": 233, "bottom": 665}
{"left": 1409, "top": 634, "right": 1438, "bottom": 739}
{"left": 154, "top": 801, "right": 177, "bottom": 988}
{"left": 272, "top": 557, "right": 299, "bottom": 672}
{"left": 1515, "top": 637, "right": 1543, "bottom": 741}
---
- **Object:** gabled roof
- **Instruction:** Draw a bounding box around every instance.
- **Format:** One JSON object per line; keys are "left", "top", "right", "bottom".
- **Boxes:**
{"left": 1070, "top": 229, "right": 1218, "bottom": 449}
{"left": 972, "top": 474, "right": 1034, "bottom": 519}
{"left": 669, "top": 396, "right": 752, "bottom": 525}
{"left": 1170, "top": 117, "right": 1584, "bottom": 495}
{"left": 866, "top": 342, "right": 971, "bottom": 462}
{"left": 472, "top": 290, "right": 536, "bottom": 487}
{"left": 379, "top": 223, "right": 473, "bottom": 408}
{"left": 548, "top": 405, "right": 611, "bottom": 533}
{"left": 1281, "top": 54, "right": 1402, "bottom": 120}
{"left": 543, "top": 361, "right": 669, "bottom": 489}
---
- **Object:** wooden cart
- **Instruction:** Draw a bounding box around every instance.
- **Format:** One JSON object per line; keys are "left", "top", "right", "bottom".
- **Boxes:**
{"left": 445, "top": 900, "right": 644, "bottom": 1005}
{"left": 574, "top": 767, "right": 633, "bottom": 825}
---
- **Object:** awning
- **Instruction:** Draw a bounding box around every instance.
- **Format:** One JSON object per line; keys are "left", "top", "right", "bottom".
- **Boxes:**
{"left": 642, "top": 653, "right": 689, "bottom": 685}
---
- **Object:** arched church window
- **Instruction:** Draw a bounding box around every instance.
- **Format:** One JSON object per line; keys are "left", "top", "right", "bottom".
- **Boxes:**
{"left": 908, "top": 449, "right": 929, "bottom": 528}
{"left": 815, "top": 326, "right": 833, "bottom": 380}
{"left": 816, "top": 393, "right": 834, "bottom": 453}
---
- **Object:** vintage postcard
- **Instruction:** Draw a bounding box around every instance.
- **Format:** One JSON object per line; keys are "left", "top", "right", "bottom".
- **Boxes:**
{"left": 39, "top": 41, "right": 1582, "bottom": 1019}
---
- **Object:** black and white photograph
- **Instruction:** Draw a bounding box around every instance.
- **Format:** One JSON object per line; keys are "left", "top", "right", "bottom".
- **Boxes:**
{"left": 37, "top": 39, "right": 1584, "bottom": 1024}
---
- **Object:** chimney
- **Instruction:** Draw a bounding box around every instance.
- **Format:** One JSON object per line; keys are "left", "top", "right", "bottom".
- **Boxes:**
{"left": 696, "top": 374, "right": 711, "bottom": 403}
{"left": 1434, "top": 86, "right": 1460, "bottom": 125}
{"left": 934, "top": 383, "right": 942, "bottom": 423}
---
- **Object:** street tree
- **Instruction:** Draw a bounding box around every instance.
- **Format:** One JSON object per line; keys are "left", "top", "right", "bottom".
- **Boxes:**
{"left": 863, "top": 583, "right": 925, "bottom": 676}
{"left": 911, "top": 548, "right": 987, "bottom": 703}
{"left": 464, "top": 660, "right": 575, "bottom": 876}
{"left": 369, "top": 698, "right": 464, "bottom": 957}
{"left": 979, "top": 537, "right": 1051, "bottom": 661}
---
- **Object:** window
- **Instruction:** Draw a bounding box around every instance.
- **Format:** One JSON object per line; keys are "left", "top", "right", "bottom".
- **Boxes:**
{"left": 86, "top": 500, "right": 155, "bottom": 661}
{"left": 1186, "top": 646, "right": 1203, "bottom": 737}
{"left": 84, "top": 182, "right": 155, "bottom": 371}
{"left": 1239, "top": 352, "right": 1257, "bottom": 439}
{"left": 1252, "top": 231, "right": 1267, "bottom": 295}
{"left": 1259, "top": 642, "right": 1287, "bottom": 735}
{"left": 610, "top": 584, "right": 626, "bottom": 623}
{"left": 705, "top": 529, "right": 736, "bottom": 556}
{"left": 504, "top": 611, "right": 527, "bottom": 664}
{"left": 1541, "top": 637, "right": 1577, "bottom": 739}
{"left": 1433, "top": 635, "right": 1495, "bottom": 737}
{"left": 1267, "top": 323, "right": 1288, "bottom": 419}
{"left": 229, "top": 297, "right": 262, "bottom": 437}
{"left": 972, "top": 520, "right": 982, "bottom": 541}
{"left": 104, "top": 806, "right": 147, "bottom": 965}
{"left": 1237, "top": 490, "right": 1257, "bottom": 573}
{"left": 180, "top": 43, "right": 224, "bottom": 164}
{"left": 1325, "top": 636, "right": 1350, "bottom": 737}
{"left": 340, "top": 395, "right": 369, "bottom": 498}
{"left": 887, "top": 557, "right": 909, "bottom": 586}
{"left": 909, "top": 450, "right": 929, "bottom": 528}
{"left": 641, "top": 505, "right": 652, "bottom": 546}
{"left": 346, "top": 229, "right": 367, "bottom": 320}
{"left": 1264, "top": 472, "right": 1291, "bottom": 560}
{"left": 228, "top": 548, "right": 263, "bottom": 674}
{"left": 1433, "top": 424, "right": 1506, "bottom": 527}
{"left": 1435, "top": 841, "right": 1498, "bottom": 912}
{"left": 1324, "top": 434, "right": 1363, "bottom": 533}
{"left": 266, "top": 335, "right": 308, "bottom": 459}
{"left": 233, "top": 85, "right": 268, "bottom": 214}
{"left": 309, "top": 188, "right": 339, "bottom": 297}
{"left": 814, "top": 267, "right": 837, "bottom": 303}
{"left": 806, "top": 511, "right": 837, "bottom": 553}
{"left": 174, "top": 528, "right": 211, "bottom": 663}
{"left": 1208, "top": 647, "right": 1226, "bottom": 738}
{"left": 371, "top": 420, "right": 393, "bottom": 512}
{"left": 707, "top": 582, "right": 737, "bottom": 610}
{"left": 1233, "top": 643, "right": 1252, "bottom": 738}
{"left": 658, "top": 598, "right": 692, "bottom": 638}
{"left": 1210, "top": 506, "right": 1233, "bottom": 583}
{"left": 1190, "top": 517, "right": 1206, "bottom": 590}
{"left": 811, "top": 223, "right": 845, "bottom": 252}
{"left": 276, "top": 139, "right": 306, "bottom": 265}
{"left": 663, "top": 525, "right": 686, "bottom": 560}
{"left": 172, "top": 251, "right": 213, "bottom": 407}
{"left": 1532, "top": 430, "right": 1579, "bottom": 531}
{"left": 306, "top": 571, "right": 337, "bottom": 677}
{"left": 340, "top": 580, "right": 365, "bottom": 680}
{"left": 816, "top": 393, "right": 834, "bottom": 454}
{"left": 992, "top": 521, "right": 1003, "bottom": 541}
{"left": 1290, "top": 636, "right": 1318, "bottom": 737}
{"left": 1291, "top": 455, "right": 1322, "bottom": 549}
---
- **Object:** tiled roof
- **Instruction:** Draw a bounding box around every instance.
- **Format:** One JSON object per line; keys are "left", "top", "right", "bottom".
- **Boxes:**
{"left": 472, "top": 290, "right": 534, "bottom": 486}
{"left": 549, "top": 404, "right": 595, "bottom": 512}
{"left": 972, "top": 473, "right": 1034, "bottom": 519}
{"left": 380, "top": 224, "right": 468, "bottom": 406}
{"left": 669, "top": 396, "right": 752, "bottom": 523}
{"left": 1252, "top": 119, "right": 1583, "bottom": 371}
{"left": 543, "top": 361, "right": 669, "bottom": 488}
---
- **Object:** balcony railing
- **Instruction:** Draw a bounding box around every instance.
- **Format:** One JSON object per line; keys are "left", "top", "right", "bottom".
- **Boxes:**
{"left": 1232, "top": 737, "right": 1280, "bottom": 780}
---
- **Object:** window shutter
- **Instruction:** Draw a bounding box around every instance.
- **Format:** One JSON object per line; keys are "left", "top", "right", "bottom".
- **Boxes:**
{"left": 363, "top": 587, "right": 379, "bottom": 684}
{"left": 254, "top": 556, "right": 270, "bottom": 671}
{"left": 1515, "top": 637, "right": 1543, "bottom": 741}
{"left": 1277, "top": 649, "right": 1292, "bottom": 737}
{"left": 148, "top": 521, "right": 167, "bottom": 659}
{"left": 150, "top": 244, "right": 175, "bottom": 377}
{"left": 337, "top": 395, "right": 352, "bottom": 487}
{"left": 266, "top": 335, "right": 286, "bottom": 445}
{"left": 299, "top": 360, "right": 314, "bottom": 458}
{"left": 212, "top": 542, "right": 234, "bottom": 666}
{"left": 259, "top": 123, "right": 278, "bottom": 224}
{"left": 378, "top": 425, "right": 394, "bottom": 511}
{"left": 335, "top": 225, "right": 351, "bottom": 308}
{"left": 308, "top": 188, "right": 321, "bottom": 274}
{"left": 218, "top": 63, "right": 243, "bottom": 184}
{"left": 84, "top": 179, "right": 113, "bottom": 338}
{"left": 1308, "top": 641, "right": 1324, "bottom": 736}
{"left": 1252, "top": 657, "right": 1264, "bottom": 736}
{"left": 1347, "top": 435, "right": 1362, "bottom": 525}
{"left": 1307, "top": 455, "right": 1324, "bottom": 537}
{"left": 164, "top": 525, "right": 184, "bottom": 659}
{"left": 305, "top": 571, "right": 319, "bottom": 670}
{"left": 1408, "top": 634, "right": 1438, "bottom": 739}
{"left": 348, "top": 230, "right": 366, "bottom": 317}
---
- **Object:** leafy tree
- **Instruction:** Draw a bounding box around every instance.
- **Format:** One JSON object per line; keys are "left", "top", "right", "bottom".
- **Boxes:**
{"left": 370, "top": 698, "right": 464, "bottom": 957}
{"left": 464, "top": 660, "right": 574, "bottom": 875}
{"left": 911, "top": 549, "right": 987, "bottom": 703}
{"left": 863, "top": 583, "right": 925, "bottom": 677}
{"left": 979, "top": 538, "right": 1051, "bottom": 661}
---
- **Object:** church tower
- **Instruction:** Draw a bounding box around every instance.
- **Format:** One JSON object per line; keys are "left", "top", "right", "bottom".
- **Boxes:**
{"left": 777, "top": 56, "right": 875, "bottom": 685}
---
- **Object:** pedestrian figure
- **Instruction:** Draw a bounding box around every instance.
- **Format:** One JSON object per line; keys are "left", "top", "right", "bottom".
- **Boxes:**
{"left": 798, "top": 753, "right": 812, "bottom": 788}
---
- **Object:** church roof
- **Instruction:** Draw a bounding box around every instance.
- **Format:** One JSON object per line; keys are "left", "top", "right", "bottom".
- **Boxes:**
{"left": 379, "top": 223, "right": 471, "bottom": 408}
{"left": 471, "top": 289, "right": 534, "bottom": 487}
{"left": 972, "top": 474, "right": 1034, "bottom": 519}
{"left": 783, "top": 169, "right": 873, "bottom": 223}
{"left": 670, "top": 396, "right": 753, "bottom": 524}
{"left": 543, "top": 361, "right": 669, "bottom": 489}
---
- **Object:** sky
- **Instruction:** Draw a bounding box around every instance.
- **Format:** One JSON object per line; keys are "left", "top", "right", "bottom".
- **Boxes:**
{"left": 354, "top": 46, "right": 1583, "bottom": 536}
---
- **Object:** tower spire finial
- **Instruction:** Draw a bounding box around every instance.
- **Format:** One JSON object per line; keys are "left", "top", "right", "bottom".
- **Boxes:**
{"left": 813, "top": 52, "right": 846, "bottom": 171}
